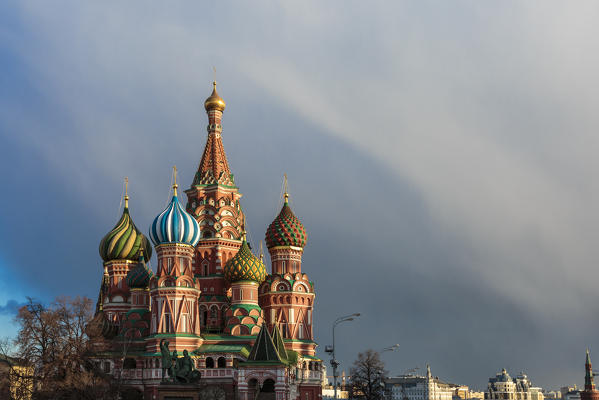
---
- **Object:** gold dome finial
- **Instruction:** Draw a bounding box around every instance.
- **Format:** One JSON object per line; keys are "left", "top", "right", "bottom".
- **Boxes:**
{"left": 124, "top": 177, "right": 129, "bottom": 208}
{"left": 172, "top": 166, "right": 178, "bottom": 196}
{"left": 259, "top": 241, "right": 264, "bottom": 262}
{"left": 204, "top": 75, "right": 226, "bottom": 112}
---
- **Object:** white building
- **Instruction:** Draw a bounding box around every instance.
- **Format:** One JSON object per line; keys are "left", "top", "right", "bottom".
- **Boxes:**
{"left": 486, "top": 369, "right": 545, "bottom": 400}
{"left": 385, "top": 365, "right": 456, "bottom": 400}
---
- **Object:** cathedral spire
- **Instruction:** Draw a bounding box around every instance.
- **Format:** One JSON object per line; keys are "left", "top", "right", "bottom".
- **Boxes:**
{"left": 193, "top": 81, "right": 234, "bottom": 187}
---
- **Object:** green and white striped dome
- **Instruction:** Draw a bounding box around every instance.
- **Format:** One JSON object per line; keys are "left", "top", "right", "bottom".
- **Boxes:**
{"left": 99, "top": 205, "right": 152, "bottom": 262}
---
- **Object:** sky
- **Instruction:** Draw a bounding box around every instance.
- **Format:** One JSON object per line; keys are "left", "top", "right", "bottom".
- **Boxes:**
{"left": 1, "top": 0, "right": 599, "bottom": 390}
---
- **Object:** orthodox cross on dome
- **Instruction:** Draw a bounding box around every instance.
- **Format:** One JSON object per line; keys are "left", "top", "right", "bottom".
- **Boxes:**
{"left": 283, "top": 173, "right": 289, "bottom": 203}
{"left": 124, "top": 177, "right": 129, "bottom": 208}
{"left": 172, "top": 165, "right": 178, "bottom": 196}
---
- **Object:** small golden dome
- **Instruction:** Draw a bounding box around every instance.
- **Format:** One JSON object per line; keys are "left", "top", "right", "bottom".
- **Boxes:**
{"left": 204, "top": 81, "right": 226, "bottom": 112}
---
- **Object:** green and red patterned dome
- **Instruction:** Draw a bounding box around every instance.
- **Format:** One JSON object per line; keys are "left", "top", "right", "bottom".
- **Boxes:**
{"left": 265, "top": 196, "right": 307, "bottom": 249}
{"left": 126, "top": 249, "right": 154, "bottom": 289}
{"left": 99, "top": 198, "right": 152, "bottom": 262}
{"left": 224, "top": 239, "right": 267, "bottom": 283}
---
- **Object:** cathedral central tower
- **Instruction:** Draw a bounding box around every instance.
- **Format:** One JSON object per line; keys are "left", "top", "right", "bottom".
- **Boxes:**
{"left": 184, "top": 83, "right": 245, "bottom": 332}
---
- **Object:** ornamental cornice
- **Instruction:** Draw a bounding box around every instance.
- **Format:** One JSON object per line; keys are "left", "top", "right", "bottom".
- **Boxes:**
{"left": 104, "top": 259, "right": 136, "bottom": 267}
{"left": 268, "top": 246, "right": 304, "bottom": 252}
{"left": 207, "top": 124, "right": 223, "bottom": 133}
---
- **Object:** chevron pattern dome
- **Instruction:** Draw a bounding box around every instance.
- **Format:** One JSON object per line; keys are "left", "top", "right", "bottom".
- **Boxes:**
{"left": 224, "top": 240, "right": 267, "bottom": 283}
{"left": 99, "top": 207, "right": 152, "bottom": 262}
{"left": 265, "top": 200, "right": 307, "bottom": 249}
{"left": 149, "top": 194, "right": 201, "bottom": 247}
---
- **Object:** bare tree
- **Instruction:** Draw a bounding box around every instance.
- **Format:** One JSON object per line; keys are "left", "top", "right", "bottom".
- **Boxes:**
{"left": 7, "top": 296, "right": 115, "bottom": 400}
{"left": 349, "top": 349, "right": 387, "bottom": 400}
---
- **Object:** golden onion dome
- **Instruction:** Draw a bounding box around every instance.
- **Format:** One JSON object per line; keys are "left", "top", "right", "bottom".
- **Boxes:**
{"left": 204, "top": 81, "right": 226, "bottom": 112}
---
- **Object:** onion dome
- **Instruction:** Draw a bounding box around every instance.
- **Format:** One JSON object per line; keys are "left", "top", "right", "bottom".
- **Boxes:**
{"left": 126, "top": 249, "right": 154, "bottom": 289}
{"left": 149, "top": 169, "right": 201, "bottom": 247}
{"left": 99, "top": 186, "right": 152, "bottom": 262}
{"left": 265, "top": 192, "right": 307, "bottom": 249}
{"left": 204, "top": 81, "right": 226, "bottom": 112}
{"left": 86, "top": 267, "right": 117, "bottom": 339}
{"left": 224, "top": 239, "right": 267, "bottom": 283}
{"left": 85, "top": 310, "right": 117, "bottom": 340}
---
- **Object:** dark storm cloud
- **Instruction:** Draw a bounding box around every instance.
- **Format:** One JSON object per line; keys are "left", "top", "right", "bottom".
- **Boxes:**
{"left": 1, "top": 0, "right": 598, "bottom": 390}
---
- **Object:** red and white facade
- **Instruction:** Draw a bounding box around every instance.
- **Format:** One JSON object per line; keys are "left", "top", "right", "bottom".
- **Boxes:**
{"left": 88, "top": 83, "right": 323, "bottom": 400}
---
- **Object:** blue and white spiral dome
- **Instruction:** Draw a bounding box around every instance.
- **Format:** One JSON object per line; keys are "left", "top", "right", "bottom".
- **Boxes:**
{"left": 149, "top": 190, "right": 201, "bottom": 247}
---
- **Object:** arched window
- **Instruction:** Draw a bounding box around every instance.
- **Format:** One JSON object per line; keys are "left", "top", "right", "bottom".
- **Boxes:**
{"left": 217, "top": 357, "right": 226, "bottom": 368}
{"left": 262, "top": 379, "right": 275, "bottom": 393}
{"left": 123, "top": 358, "right": 136, "bottom": 369}
{"left": 203, "top": 231, "right": 213, "bottom": 238}
{"left": 164, "top": 313, "right": 171, "bottom": 333}
{"left": 210, "top": 307, "right": 218, "bottom": 319}
{"left": 205, "top": 357, "right": 214, "bottom": 368}
{"left": 248, "top": 378, "right": 259, "bottom": 398}
{"left": 167, "top": 257, "right": 173, "bottom": 274}
{"left": 179, "top": 257, "right": 186, "bottom": 275}
{"left": 203, "top": 263, "right": 209, "bottom": 276}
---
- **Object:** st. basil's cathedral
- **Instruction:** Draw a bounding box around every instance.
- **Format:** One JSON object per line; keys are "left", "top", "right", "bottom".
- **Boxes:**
{"left": 85, "top": 82, "right": 323, "bottom": 400}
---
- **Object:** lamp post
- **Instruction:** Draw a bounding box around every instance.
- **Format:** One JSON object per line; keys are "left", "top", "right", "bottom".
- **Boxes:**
{"left": 379, "top": 344, "right": 399, "bottom": 400}
{"left": 325, "top": 313, "right": 361, "bottom": 400}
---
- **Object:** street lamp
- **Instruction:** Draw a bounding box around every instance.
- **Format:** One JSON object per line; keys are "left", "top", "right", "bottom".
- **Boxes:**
{"left": 379, "top": 344, "right": 399, "bottom": 400}
{"left": 325, "top": 313, "right": 361, "bottom": 400}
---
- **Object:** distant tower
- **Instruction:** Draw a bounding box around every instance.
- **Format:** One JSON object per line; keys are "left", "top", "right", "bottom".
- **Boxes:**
{"left": 147, "top": 168, "right": 203, "bottom": 352}
{"left": 223, "top": 235, "right": 267, "bottom": 335}
{"left": 260, "top": 178, "right": 316, "bottom": 356}
{"left": 581, "top": 350, "right": 599, "bottom": 400}
{"left": 98, "top": 180, "right": 152, "bottom": 326}
{"left": 184, "top": 82, "right": 245, "bottom": 332}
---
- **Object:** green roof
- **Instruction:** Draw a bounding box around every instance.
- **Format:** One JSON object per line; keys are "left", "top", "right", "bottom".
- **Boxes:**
{"left": 247, "top": 324, "right": 283, "bottom": 364}
{"left": 193, "top": 344, "right": 251, "bottom": 358}
{"left": 271, "top": 324, "right": 288, "bottom": 361}
{"left": 301, "top": 354, "right": 321, "bottom": 361}
{"left": 202, "top": 333, "right": 258, "bottom": 341}
{"left": 230, "top": 304, "right": 262, "bottom": 313}
{"left": 124, "top": 308, "right": 150, "bottom": 318}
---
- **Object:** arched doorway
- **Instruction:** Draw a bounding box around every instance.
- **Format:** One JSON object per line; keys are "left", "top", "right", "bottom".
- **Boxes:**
{"left": 261, "top": 379, "right": 275, "bottom": 392}
{"left": 258, "top": 378, "right": 276, "bottom": 400}
{"left": 248, "top": 378, "right": 259, "bottom": 400}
